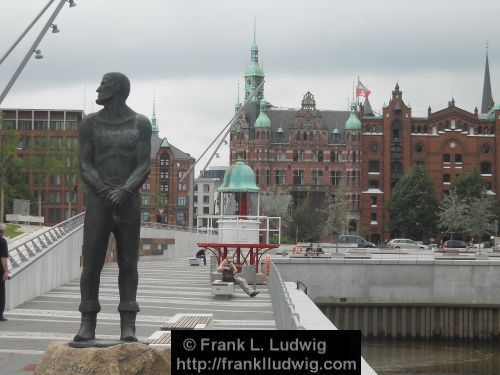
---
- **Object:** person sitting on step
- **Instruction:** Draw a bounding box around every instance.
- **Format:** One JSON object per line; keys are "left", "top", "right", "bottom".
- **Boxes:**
{"left": 217, "top": 254, "right": 259, "bottom": 297}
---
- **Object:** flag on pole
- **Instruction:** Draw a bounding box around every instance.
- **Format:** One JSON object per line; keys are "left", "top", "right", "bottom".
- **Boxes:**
{"left": 356, "top": 78, "right": 371, "bottom": 98}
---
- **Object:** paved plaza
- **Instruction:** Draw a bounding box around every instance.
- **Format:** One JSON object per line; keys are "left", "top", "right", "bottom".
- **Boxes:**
{"left": 0, "top": 255, "right": 274, "bottom": 374}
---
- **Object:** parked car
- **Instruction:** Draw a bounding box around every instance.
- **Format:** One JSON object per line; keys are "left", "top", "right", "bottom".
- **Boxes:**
{"left": 338, "top": 235, "right": 375, "bottom": 248}
{"left": 443, "top": 240, "right": 467, "bottom": 248}
{"left": 387, "top": 239, "right": 425, "bottom": 250}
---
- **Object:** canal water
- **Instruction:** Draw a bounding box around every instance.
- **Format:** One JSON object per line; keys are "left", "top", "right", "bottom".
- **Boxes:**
{"left": 362, "top": 338, "right": 500, "bottom": 374}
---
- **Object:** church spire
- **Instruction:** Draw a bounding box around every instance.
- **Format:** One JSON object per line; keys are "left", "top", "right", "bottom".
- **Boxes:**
{"left": 481, "top": 43, "right": 494, "bottom": 114}
{"left": 244, "top": 18, "right": 264, "bottom": 103}
{"left": 151, "top": 93, "right": 159, "bottom": 133}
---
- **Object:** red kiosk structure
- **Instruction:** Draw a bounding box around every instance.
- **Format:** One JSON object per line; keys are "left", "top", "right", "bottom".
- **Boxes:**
{"left": 197, "top": 154, "right": 281, "bottom": 274}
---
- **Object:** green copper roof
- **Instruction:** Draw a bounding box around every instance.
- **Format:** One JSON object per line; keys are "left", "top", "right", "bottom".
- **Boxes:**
{"left": 255, "top": 100, "right": 271, "bottom": 127}
{"left": 218, "top": 153, "right": 260, "bottom": 193}
{"left": 161, "top": 137, "right": 169, "bottom": 148}
{"left": 345, "top": 101, "right": 361, "bottom": 130}
{"left": 151, "top": 96, "right": 159, "bottom": 133}
{"left": 487, "top": 103, "right": 500, "bottom": 120}
{"left": 245, "top": 40, "right": 264, "bottom": 77}
{"left": 245, "top": 60, "right": 264, "bottom": 77}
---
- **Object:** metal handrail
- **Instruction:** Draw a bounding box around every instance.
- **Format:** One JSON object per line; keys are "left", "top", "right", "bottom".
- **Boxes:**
{"left": 8, "top": 212, "right": 85, "bottom": 274}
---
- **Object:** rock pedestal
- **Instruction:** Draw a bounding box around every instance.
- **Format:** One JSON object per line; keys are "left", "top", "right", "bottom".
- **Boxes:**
{"left": 35, "top": 342, "right": 171, "bottom": 375}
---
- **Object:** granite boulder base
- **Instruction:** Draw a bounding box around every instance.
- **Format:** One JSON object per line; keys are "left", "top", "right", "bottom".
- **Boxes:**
{"left": 35, "top": 342, "right": 171, "bottom": 375}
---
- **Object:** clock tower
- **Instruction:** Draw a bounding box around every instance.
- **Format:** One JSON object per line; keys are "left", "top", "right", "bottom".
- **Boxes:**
{"left": 244, "top": 30, "right": 265, "bottom": 103}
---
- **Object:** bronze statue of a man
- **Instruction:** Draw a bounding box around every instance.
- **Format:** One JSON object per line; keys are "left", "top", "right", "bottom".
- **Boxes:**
{"left": 74, "top": 72, "right": 152, "bottom": 342}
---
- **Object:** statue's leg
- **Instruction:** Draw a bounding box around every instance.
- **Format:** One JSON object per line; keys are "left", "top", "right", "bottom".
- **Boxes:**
{"left": 74, "top": 197, "right": 112, "bottom": 341}
{"left": 114, "top": 196, "right": 140, "bottom": 341}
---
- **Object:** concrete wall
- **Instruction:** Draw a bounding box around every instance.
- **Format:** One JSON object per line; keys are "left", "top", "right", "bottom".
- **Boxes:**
{"left": 272, "top": 258, "right": 500, "bottom": 305}
{"left": 5, "top": 228, "right": 83, "bottom": 309}
{"left": 140, "top": 227, "right": 216, "bottom": 259}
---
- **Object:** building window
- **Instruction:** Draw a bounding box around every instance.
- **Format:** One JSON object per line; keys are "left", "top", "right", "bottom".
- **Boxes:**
{"left": 391, "top": 121, "right": 402, "bottom": 141}
{"left": 415, "top": 144, "right": 423, "bottom": 153}
{"left": 330, "top": 171, "right": 342, "bottom": 186}
{"left": 203, "top": 184, "right": 210, "bottom": 193}
{"left": 391, "top": 144, "right": 402, "bottom": 159}
{"left": 368, "top": 160, "right": 380, "bottom": 173}
{"left": 48, "top": 208, "right": 61, "bottom": 222}
{"left": 482, "top": 144, "right": 490, "bottom": 154}
{"left": 49, "top": 175, "right": 61, "bottom": 186}
{"left": 455, "top": 154, "right": 462, "bottom": 164}
{"left": 160, "top": 154, "right": 170, "bottom": 166}
{"left": 160, "top": 171, "right": 168, "bottom": 179}
{"left": 312, "top": 170, "right": 323, "bottom": 186}
{"left": 370, "top": 143, "right": 378, "bottom": 153}
{"left": 443, "top": 174, "right": 450, "bottom": 183}
{"left": 203, "top": 207, "right": 210, "bottom": 214}
{"left": 65, "top": 192, "right": 77, "bottom": 204}
{"left": 142, "top": 183, "right": 150, "bottom": 191}
{"left": 203, "top": 196, "right": 209, "bottom": 204}
{"left": 443, "top": 154, "right": 451, "bottom": 163}
{"left": 142, "top": 211, "right": 150, "bottom": 222}
{"left": 293, "top": 170, "right": 304, "bottom": 185}
{"left": 142, "top": 195, "right": 151, "bottom": 206}
{"left": 178, "top": 196, "right": 187, "bottom": 206}
{"left": 369, "top": 180, "right": 379, "bottom": 189}
{"left": 370, "top": 195, "right": 377, "bottom": 206}
{"left": 176, "top": 212, "right": 185, "bottom": 224}
{"left": 351, "top": 194, "right": 360, "bottom": 209}
{"left": 160, "top": 184, "right": 168, "bottom": 192}
{"left": 194, "top": 196, "right": 198, "bottom": 203}
{"left": 178, "top": 184, "right": 187, "bottom": 191}
{"left": 275, "top": 169, "right": 286, "bottom": 185}
{"left": 370, "top": 213, "right": 377, "bottom": 223}
{"left": 415, "top": 160, "right": 425, "bottom": 168}
{"left": 48, "top": 191, "right": 61, "bottom": 203}
{"left": 481, "top": 162, "right": 492, "bottom": 175}
{"left": 276, "top": 151, "right": 286, "bottom": 161}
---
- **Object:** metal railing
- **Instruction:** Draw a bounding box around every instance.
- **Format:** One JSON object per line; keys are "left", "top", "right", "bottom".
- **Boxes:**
{"left": 268, "top": 261, "right": 304, "bottom": 330}
{"left": 140, "top": 221, "right": 197, "bottom": 233}
{"left": 195, "top": 215, "right": 281, "bottom": 244}
{"left": 8, "top": 212, "right": 85, "bottom": 273}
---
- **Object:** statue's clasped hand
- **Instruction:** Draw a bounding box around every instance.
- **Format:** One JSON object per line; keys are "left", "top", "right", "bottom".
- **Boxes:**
{"left": 105, "top": 188, "right": 132, "bottom": 209}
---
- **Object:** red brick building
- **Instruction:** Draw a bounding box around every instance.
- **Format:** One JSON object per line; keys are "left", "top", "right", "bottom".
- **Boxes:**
{"left": 230, "top": 39, "right": 499, "bottom": 244}
{"left": 0, "top": 108, "right": 84, "bottom": 226}
{"left": 360, "top": 84, "right": 499, "bottom": 244}
{"left": 140, "top": 105, "right": 195, "bottom": 227}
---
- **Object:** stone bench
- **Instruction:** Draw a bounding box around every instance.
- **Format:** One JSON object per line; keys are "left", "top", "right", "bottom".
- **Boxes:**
{"left": 212, "top": 280, "right": 234, "bottom": 296}
{"left": 146, "top": 330, "right": 172, "bottom": 348}
{"left": 161, "top": 313, "right": 213, "bottom": 330}
{"left": 189, "top": 257, "right": 200, "bottom": 266}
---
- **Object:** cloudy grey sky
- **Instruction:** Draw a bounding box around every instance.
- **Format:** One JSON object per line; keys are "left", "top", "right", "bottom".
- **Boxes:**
{"left": 1, "top": 0, "right": 499, "bottom": 168}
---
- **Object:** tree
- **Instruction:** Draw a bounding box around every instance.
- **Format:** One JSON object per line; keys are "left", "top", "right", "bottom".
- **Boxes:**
{"left": 464, "top": 195, "right": 496, "bottom": 241}
{"left": 22, "top": 136, "right": 68, "bottom": 217}
{"left": 438, "top": 190, "right": 468, "bottom": 238}
{"left": 323, "top": 177, "right": 350, "bottom": 237}
{"left": 387, "top": 165, "right": 439, "bottom": 239}
{"left": 439, "top": 189, "right": 496, "bottom": 242}
{"left": 288, "top": 200, "right": 325, "bottom": 243}
{"left": 0, "top": 120, "right": 34, "bottom": 219}
{"left": 450, "top": 167, "right": 487, "bottom": 200}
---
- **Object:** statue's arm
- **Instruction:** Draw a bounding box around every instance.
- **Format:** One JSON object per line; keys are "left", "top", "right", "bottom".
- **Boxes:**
{"left": 122, "top": 115, "right": 152, "bottom": 193}
{"left": 79, "top": 116, "right": 109, "bottom": 196}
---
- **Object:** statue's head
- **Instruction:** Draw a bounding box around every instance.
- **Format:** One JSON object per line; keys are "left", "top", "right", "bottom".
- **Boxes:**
{"left": 96, "top": 72, "right": 130, "bottom": 105}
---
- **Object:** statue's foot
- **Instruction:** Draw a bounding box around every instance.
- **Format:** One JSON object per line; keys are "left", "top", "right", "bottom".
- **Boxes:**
{"left": 120, "top": 311, "right": 138, "bottom": 342}
{"left": 73, "top": 313, "right": 97, "bottom": 341}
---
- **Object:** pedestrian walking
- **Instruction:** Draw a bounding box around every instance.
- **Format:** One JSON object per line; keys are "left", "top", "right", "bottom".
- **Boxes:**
{"left": 0, "top": 224, "right": 9, "bottom": 321}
